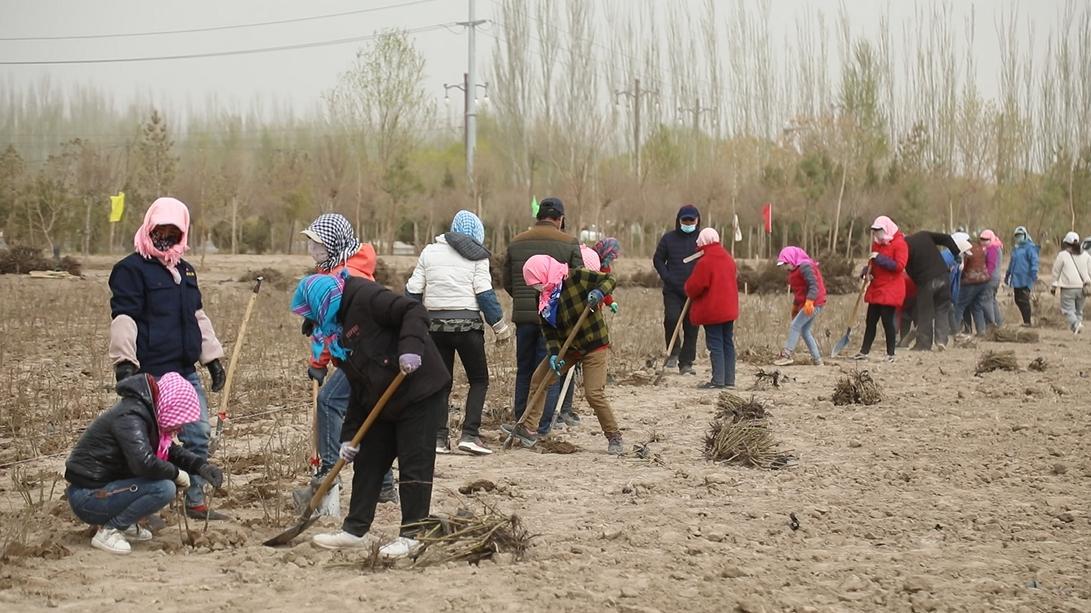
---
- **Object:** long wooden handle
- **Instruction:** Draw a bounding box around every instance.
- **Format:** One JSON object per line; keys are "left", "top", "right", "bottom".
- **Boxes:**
{"left": 306, "top": 371, "right": 406, "bottom": 513}
{"left": 521, "top": 307, "right": 593, "bottom": 427}
{"left": 665, "top": 298, "right": 692, "bottom": 360}
{"left": 847, "top": 275, "right": 868, "bottom": 324}
{"left": 219, "top": 276, "right": 263, "bottom": 420}
{"left": 310, "top": 379, "right": 320, "bottom": 465}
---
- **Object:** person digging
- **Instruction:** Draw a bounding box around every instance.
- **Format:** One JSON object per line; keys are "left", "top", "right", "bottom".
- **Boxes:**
{"left": 500, "top": 255, "right": 624, "bottom": 454}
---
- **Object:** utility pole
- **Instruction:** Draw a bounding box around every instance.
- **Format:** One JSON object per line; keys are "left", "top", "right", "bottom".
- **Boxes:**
{"left": 443, "top": 73, "right": 489, "bottom": 179}
{"left": 456, "top": 0, "right": 488, "bottom": 199}
{"left": 615, "top": 77, "right": 658, "bottom": 177}
{"left": 678, "top": 97, "right": 716, "bottom": 171}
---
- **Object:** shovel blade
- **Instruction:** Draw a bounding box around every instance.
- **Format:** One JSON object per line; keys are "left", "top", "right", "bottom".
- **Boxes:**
{"left": 831, "top": 328, "right": 852, "bottom": 358}
{"left": 263, "top": 511, "right": 319, "bottom": 547}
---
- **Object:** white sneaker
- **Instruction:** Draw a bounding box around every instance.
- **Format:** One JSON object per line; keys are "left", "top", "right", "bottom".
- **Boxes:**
{"left": 773, "top": 353, "right": 794, "bottom": 367}
{"left": 122, "top": 524, "right": 153, "bottom": 542}
{"left": 1075, "top": 322, "right": 1084, "bottom": 335}
{"left": 91, "top": 527, "right": 131, "bottom": 555}
{"left": 379, "top": 536, "right": 421, "bottom": 559}
{"left": 312, "top": 530, "right": 373, "bottom": 550}
{"left": 457, "top": 437, "right": 493, "bottom": 456}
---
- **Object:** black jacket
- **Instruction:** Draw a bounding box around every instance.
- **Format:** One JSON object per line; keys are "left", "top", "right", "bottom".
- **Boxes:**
{"left": 109, "top": 253, "right": 204, "bottom": 376}
{"left": 337, "top": 278, "right": 451, "bottom": 439}
{"left": 65, "top": 375, "right": 205, "bottom": 489}
{"left": 905, "top": 231, "right": 961, "bottom": 285}
{"left": 653, "top": 208, "right": 701, "bottom": 297}
{"left": 502, "top": 221, "right": 583, "bottom": 324}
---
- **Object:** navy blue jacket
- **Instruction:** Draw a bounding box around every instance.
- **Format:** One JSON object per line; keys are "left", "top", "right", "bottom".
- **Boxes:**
{"left": 109, "top": 253, "right": 204, "bottom": 377}
{"left": 653, "top": 211, "right": 700, "bottom": 297}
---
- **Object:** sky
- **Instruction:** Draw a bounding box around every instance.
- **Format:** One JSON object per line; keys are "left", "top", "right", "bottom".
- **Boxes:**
{"left": 0, "top": 0, "right": 1071, "bottom": 123}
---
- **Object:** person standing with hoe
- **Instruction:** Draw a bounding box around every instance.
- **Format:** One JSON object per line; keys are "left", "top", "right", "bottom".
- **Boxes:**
{"left": 653, "top": 205, "right": 702, "bottom": 375}
{"left": 853, "top": 216, "right": 909, "bottom": 362}
{"left": 684, "top": 229, "right": 739, "bottom": 389}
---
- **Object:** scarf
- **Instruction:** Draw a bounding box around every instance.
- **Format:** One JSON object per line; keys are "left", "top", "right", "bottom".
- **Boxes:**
{"left": 522, "top": 254, "right": 569, "bottom": 316}
{"left": 980, "top": 229, "right": 1004, "bottom": 249}
{"left": 696, "top": 227, "right": 720, "bottom": 247}
{"left": 450, "top": 210, "right": 485, "bottom": 245}
{"left": 593, "top": 237, "right": 620, "bottom": 267}
{"left": 580, "top": 245, "right": 601, "bottom": 272}
{"left": 134, "top": 197, "right": 190, "bottom": 284}
{"left": 305, "top": 214, "right": 362, "bottom": 272}
{"left": 870, "top": 216, "right": 898, "bottom": 244}
{"left": 777, "top": 246, "right": 815, "bottom": 268}
{"left": 292, "top": 273, "right": 348, "bottom": 362}
{"left": 153, "top": 372, "right": 201, "bottom": 461}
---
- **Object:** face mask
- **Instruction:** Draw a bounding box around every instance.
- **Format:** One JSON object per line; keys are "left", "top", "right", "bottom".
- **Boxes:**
{"left": 150, "top": 226, "right": 181, "bottom": 251}
{"left": 1015, "top": 235, "right": 1026, "bottom": 244}
{"left": 680, "top": 224, "right": 697, "bottom": 234}
{"left": 308, "top": 240, "right": 329, "bottom": 265}
{"left": 152, "top": 236, "right": 177, "bottom": 251}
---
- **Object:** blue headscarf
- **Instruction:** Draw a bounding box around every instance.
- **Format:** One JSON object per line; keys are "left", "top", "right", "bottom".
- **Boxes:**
{"left": 291, "top": 273, "right": 348, "bottom": 362}
{"left": 450, "top": 210, "right": 485, "bottom": 244}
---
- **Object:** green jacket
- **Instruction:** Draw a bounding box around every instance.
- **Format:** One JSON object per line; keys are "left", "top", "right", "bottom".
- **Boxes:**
{"left": 541, "top": 269, "right": 616, "bottom": 357}
{"left": 502, "top": 221, "right": 582, "bottom": 324}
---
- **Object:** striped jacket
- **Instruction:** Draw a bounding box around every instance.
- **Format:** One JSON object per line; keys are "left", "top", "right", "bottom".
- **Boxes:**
{"left": 541, "top": 269, "right": 617, "bottom": 357}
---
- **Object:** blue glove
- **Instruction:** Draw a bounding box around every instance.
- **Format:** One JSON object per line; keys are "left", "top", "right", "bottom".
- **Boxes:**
{"left": 549, "top": 355, "right": 566, "bottom": 376}
{"left": 609, "top": 302, "right": 619, "bottom": 314}
{"left": 588, "top": 289, "right": 605, "bottom": 309}
{"left": 307, "top": 365, "right": 328, "bottom": 386}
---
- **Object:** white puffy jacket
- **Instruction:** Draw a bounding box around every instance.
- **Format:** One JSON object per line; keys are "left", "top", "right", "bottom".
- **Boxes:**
{"left": 406, "top": 235, "right": 492, "bottom": 312}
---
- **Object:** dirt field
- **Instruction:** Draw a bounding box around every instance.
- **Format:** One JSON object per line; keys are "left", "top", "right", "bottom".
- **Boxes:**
{"left": 1, "top": 255, "right": 1089, "bottom": 613}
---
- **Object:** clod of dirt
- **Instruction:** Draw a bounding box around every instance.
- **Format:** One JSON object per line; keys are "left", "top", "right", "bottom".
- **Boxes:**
{"left": 832, "top": 371, "right": 883, "bottom": 406}
{"left": 1, "top": 540, "right": 72, "bottom": 561}
{"left": 1028, "top": 357, "right": 1048, "bottom": 372}
{"left": 458, "top": 479, "right": 498, "bottom": 495}
{"left": 986, "top": 327, "right": 1039, "bottom": 343}
{"left": 976, "top": 350, "right": 1019, "bottom": 375}
{"left": 535, "top": 439, "right": 580, "bottom": 454}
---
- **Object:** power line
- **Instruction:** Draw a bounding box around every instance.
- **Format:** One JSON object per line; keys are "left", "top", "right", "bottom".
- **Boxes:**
{"left": 0, "top": 22, "right": 454, "bottom": 65}
{"left": 0, "top": 0, "right": 443, "bottom": 42}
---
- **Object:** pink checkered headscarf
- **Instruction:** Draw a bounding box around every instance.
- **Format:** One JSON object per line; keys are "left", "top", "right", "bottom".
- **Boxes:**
{"left": 153, "top": 372, "right": 201, "bottom": 460}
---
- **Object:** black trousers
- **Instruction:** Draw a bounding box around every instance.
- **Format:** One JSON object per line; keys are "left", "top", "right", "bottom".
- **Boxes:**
{"left": 430, "top": 328, "right": 489, "bottom": 440}
{"left": 913, "top": 277, "right": 951, "bottom": 350}
{"left": 343, "top": 390, "right": 443, "bottom": 538}
{"left": 861, "top": 304, "right": 897, "bottom": 357}
{"left": 663, "top": 291, "right": 698, "bottom": 367}
{"left": 1013, "top": 287, "right": 1032, "bottom": 324}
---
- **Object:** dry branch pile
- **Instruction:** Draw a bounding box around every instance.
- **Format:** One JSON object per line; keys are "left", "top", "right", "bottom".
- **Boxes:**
{"left": 704, "top": 396, "right": 793, "bottom": 469}
{"left": 715, "top": 392, "right": 768, "bottom": 422}
{"left": 976, "top": 350, "right": 1019, "bottom": 375}
{"left": 832, "top": 370, "right": 883, "bottom": 406}
{"left": 986, "top": 328, "right": 1039, "bottom": 344}
{"left": 410, "top": 505, "right": 532, "bottom": 567}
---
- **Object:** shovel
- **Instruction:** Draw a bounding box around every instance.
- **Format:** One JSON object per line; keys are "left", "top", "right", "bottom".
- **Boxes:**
{"left": 652, "top": 297, "right": 691, "bottom": 385}
{"left": 264, "top": 371, "right": 406, "bottom": 547}
{"left": 210, "top": 276, "right": 263, "bottom": 455}
{"left": 545, "top": 365, "right": 578, "bottom": 433}
{"left": 831, "top": 275, "right": 869, "bottom": 358}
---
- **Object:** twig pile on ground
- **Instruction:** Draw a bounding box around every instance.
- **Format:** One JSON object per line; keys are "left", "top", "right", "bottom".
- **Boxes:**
{"left": 410, "top": 505, "right": 532, "bottom": 567}
{"left": 986, "top": 327, "right": 1039, "bottom": 343}
{"left": 535, "top": 439, "right": 580, "bottom": 454}
{"left": 832, "top": 370, "right": 883, "bottom": 406}
{"left": 976, "top": 350, "right": 1019, "bottom": 375}
{"left": 715, "top": 392, "right": 768, "bottom": 422}
{"left": 0, "top": 247, "right": 49, "bottom": 275}
{"left": 704, "top": 395, "right": 792, "bottom": 469}
{"left": 752, "top": 368, "right": 786, "bottom": 389}
{"left": 1028, "top": 357, "right": 1048, "bottom": 372}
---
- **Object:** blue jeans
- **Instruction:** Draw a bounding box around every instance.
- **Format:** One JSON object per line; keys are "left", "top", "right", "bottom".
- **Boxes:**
{"left": 955, "top": 283, "right": 991, "bottom": 334}
{"left": 179, "top": 372, "right": 210, "bottom": 507}
{"left": 784, "top": 306, "right": 823, "bottom": 360}
{"left": 704, "top": 322, "right": 736, "bottom": 387}
{"left": 67, "top": 478, "right": 176, "bottom": 529}
{"left": 318, "top": 368, "right": 394, "bottom": 489}
{"left": 513, "top": 323, "right": 572, "bottom": 434}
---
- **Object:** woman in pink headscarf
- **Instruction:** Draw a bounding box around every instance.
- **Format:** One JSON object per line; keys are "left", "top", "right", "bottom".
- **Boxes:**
{"left": 773, "top": 246, "right": 827, "bottom": 367}
{"left": 856, "top": 215, "right": 909, "bottom": 362}
{"left": 107, "top": 197, "right": 227, "bottom": 520}
{"left": 64, "top": 372, "right": 225, "bottom": 554}
{"left": 979, "top": 229, "right": 1005, "bottom": 326}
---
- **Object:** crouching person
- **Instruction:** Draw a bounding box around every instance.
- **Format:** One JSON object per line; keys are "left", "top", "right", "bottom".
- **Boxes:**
{"left": 64, "top": 372, "right": 225, "bottom": 555}
{"left": 501, "top": 255, "right": 624, "bottom": 454}
{"left": 292, "top": 274, "right": 450, "bottom": 558}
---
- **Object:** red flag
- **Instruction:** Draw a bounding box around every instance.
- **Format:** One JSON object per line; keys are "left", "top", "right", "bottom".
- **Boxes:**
{"left": 762, "top": 203, "right": 773, "bottom": 234}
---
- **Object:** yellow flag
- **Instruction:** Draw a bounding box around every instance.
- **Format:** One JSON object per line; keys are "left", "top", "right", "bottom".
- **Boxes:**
{"left": 109, "top": 192, "right": 125, "bottom": 223}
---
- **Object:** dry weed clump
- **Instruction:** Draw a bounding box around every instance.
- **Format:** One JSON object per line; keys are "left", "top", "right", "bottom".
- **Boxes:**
{"left": 986, "top": 328, "right": 1040, "bottom": 344}
{"left": 832, "top": 370, "right": 883, "bottom": 406}
{"left": 409, "top": 505, "right": 532, "bottom": 567}
{"left": 976, "top": 350, "right": 1019, "bottom": 375}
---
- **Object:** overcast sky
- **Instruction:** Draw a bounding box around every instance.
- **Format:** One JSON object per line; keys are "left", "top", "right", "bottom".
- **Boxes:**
{"left": 0, "top": 0, "right": 1070, "bottom": 122}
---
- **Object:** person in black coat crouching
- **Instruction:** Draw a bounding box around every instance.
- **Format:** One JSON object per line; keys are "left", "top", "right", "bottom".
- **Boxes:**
{"left": 64, "top": 372, "right": 225, "bottom": 555}
{"left": 291, "top": 273, "right": 450, "bottom": 558}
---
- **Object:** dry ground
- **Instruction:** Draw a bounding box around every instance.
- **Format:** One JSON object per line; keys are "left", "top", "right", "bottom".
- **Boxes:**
{"left": 0, "top": 255, "right": 1089, "bottom": 613}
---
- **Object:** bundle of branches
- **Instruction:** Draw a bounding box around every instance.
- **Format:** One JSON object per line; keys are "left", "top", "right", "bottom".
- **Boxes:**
{"left": 1028, "top": 357, "right": 1048, "bottom": 372}
{"left": 976, "top": 350, "right": 1019, "bottom": 375}
{"left": 986, "top": 327, "right": 1040, "bottom": 344}
{"left": 832, "top": 370, "right": 883, "bottom": 406}
{"left": 410, "top": 505, "right": 532, "bottom": 567}
{"left": 0, "top": 246, "right": 49, "bottom": 275}
{"left": 716, "top": 392, "right": 768, "bottom": 423}
{"left": 703, "top": 418, "right": 792, "bottom": 469}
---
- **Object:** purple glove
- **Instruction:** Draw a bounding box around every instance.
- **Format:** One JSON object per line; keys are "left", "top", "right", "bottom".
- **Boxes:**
{"left": 399, "top": 353, "right": 422, "bottom": 374}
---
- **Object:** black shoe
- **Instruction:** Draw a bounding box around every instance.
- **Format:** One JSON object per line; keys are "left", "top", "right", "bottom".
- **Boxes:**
{"left": 379, "top": 484, "right": 399, "bottom": 505}
{"left": 500, "top": 422, "right": 539, "bottom": 448}
{"left": 679, "top": 364, "right": 696, "bottom": 376}
{"left": 185, "top": 504, "right": 231, "bottom": 521}
{"left": 664, "top": 357, "right": 679, "bottom": 370}
{"left": 698, "top": 381, "right": 722, "bottom": 389}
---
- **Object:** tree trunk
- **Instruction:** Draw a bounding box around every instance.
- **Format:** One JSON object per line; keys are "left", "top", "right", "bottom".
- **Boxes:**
{"left": 830, "top": 163, "right": 847, "bottom": 253}
{"left": 83, "top": 198, "right": 92, "bottom": 257}
{"left": 230, "top": 196, "right": 238, "bottom": 255}
{"left": 845, "top": 217, "right": 856, "bottom": 260}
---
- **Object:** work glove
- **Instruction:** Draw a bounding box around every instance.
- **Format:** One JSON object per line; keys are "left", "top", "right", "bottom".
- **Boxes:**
{"left": 609, "top": 302, "right": 619, "bottom": 314}
{"left": 307, "top": 365, "right": 327, "bottom": 386}
{"left": 803, "top": 300, "right": 816, "bottom": 316}
{"left": 1050, "top": 287, "right": 1057, "bottom": 296}
{"left": 587, "top": 289, "right": 605, "bottom": 310}
{"left": 206, "top": 359, "right": 226, "bottom": 393}
{"left": 549, "top": 354, "right": 566, "bottom": 376}
{"left": 859, "top": 265, "right": 870, "bottom": 279}
{"left": 399, "top": 353, "right": 422, "bottom": 375}
{"left": 114, "top": 361, "right": 138, "bottom": 383}
{"left": 175, "top": 470, "right": 191, "bottom": 489}
{"left": 301, "top": 319, "right": 316, "bottom": 337}
{"left": 339, "top": 442, "right": 359, "bottom": 463}
{"left": 492, "top": 321, "right": 513, "bottom": 344}
{"left": 198, "top": 463, "right": 224, "bottom": 489}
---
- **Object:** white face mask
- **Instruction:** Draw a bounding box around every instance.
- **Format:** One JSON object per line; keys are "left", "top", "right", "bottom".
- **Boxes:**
{"left": 308, "top": 240, "right": 329, "bottom": 265}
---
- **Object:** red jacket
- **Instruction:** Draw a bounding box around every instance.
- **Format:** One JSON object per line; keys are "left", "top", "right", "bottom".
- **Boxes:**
{"left": 865, "top": 231, "right": 910, "bottom": 307}
{"left": 684, "top": 243, "right": 739, "bottom": 325}
{"left": 788, "top": 262, "right": 827, "bottom": 309}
